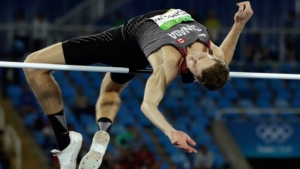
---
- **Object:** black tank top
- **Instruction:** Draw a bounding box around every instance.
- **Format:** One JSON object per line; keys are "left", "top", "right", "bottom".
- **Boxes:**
{"left": 123, "top": 10, "right": 213, "bottom": 84}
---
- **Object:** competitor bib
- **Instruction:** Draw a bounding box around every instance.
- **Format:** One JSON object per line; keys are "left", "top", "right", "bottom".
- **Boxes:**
{"left": 149, "top": 9, "right": 194, "bottom": 30}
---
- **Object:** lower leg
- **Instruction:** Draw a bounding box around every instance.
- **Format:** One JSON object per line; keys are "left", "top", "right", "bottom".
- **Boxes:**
{"left": 24, "top": 45, "right": 70, "bottom": 150}
{"left": 24, "top": 43, "right": 66, "bottom": 114}
{"left": 96, "top": 91, "right": 121, "bottom": 132}
{"left": 25, "top": 69, "right": 70, "bottom": 150}
{"left": 95, "top": 73, "right": 128, "bottom": 133}
{"left": 79, "top": 73, "right": 128, "bottom": 168}
{"left": 25, "top": 71, "right": 63, "bottom": 114}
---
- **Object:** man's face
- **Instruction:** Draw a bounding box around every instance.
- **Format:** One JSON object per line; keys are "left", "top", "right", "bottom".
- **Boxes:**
{"left": 186, "top": 51, "right": 217, "bottom": 81}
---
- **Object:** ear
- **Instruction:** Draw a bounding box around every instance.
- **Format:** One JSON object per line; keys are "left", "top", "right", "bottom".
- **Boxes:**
{"left": 207, "top": 54, "right": 214, "bottom": 59}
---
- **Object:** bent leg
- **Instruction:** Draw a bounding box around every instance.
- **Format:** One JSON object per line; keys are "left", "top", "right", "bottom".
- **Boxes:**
{"left": 24, "top": 43, "right": 65, "bottom": 115}
{"left": 96, "top": 72, "right": 130, "bottom": 121}
{"left": 79, "top": 73, "right": 130, "bottom": 168}
{"left": 23, "top": 43, "right": 78, "bottom": 156}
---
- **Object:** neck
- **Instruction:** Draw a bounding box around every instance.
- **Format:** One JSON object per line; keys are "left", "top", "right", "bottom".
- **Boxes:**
{"left": 186, "top": 42, "right": 207, "bottom": 58}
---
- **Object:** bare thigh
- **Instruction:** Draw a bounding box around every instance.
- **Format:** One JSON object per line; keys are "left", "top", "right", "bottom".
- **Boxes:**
{"left": 24, "top": 43, "right": 66, "bottom": 73}
{"left": 23, "top": 43, "right": 67, "bottom": 114}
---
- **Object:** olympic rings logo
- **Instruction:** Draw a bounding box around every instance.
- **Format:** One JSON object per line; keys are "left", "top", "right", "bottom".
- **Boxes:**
{"left": 255, "top": 123, "right": 293, "bottom": 144}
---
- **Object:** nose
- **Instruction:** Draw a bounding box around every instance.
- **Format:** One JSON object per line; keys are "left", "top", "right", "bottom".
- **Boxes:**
{"left": 197, "top": 53, "right": 208, "bottom": 60}
{"left": 189, "top": 54, "right": 198, "bottom": 61}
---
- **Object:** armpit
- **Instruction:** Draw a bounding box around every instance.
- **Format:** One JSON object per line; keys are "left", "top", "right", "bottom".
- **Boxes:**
{"left": 210, "top": 41, "right": 225, "bottom": 61}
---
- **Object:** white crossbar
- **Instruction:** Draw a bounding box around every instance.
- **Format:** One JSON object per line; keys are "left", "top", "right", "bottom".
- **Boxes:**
{"left": 0, "top": 61, "right": 300, "bottom": 80}
{"left": 229, "top": 72, "right": 300, "bottom": 80}
{"left": 0, "top": 61, "right": 130, "bottom": 73}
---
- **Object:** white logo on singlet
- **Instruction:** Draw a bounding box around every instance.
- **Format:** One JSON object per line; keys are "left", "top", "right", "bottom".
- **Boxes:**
{"left": 197, "top": 34, "right": 206, "bottom": 37}
{"left": 167, "top": 25, "right": 202, "bottom": 39}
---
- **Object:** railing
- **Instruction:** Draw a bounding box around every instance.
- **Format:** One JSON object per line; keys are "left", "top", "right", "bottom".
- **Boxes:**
{"left": 54, "top": 0, "right": 130, "bottom": 25}
{"left": 5, "top": 126, "right": 22, "bottom": 169}
{"left": 0, "top": 107, "right": 22, "bottom": 169}
{"left": 54, "top": 0, "right": 102, "bottom": 25}
{"left": 0, "top": 107, "right": 4, "bottom": 131}
{"left": 215, "top": 108, "right": 300, "bottom": 121}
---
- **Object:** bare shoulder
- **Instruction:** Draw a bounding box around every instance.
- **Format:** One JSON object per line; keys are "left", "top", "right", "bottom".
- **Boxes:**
{"left": 210, "top": 41, "right": 225, "bottom": 61}
{"left": 147, "top": 45, "right": 183, "bottom": 70}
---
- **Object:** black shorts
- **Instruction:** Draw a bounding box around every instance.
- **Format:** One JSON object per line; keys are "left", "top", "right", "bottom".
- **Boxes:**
{"left": 62, "top": 26, "right": 146, "bottom": 84}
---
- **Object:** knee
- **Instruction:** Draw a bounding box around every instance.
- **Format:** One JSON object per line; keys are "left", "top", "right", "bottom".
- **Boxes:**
{"left": 99, "top": 91, "right": 121, "bottom": 102}
{"left": 100, "top": 73, "right": 129, "bottom": 94}
{"left": 23, "top": 52, "right": 50, "bottom": 81}
{"left": 97, "top": 91, "right": 121, "bottom": 106}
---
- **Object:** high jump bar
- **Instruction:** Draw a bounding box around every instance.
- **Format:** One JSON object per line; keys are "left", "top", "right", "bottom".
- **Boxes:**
{"left": 0, "top": 61, "right": 299, "bottom": 80}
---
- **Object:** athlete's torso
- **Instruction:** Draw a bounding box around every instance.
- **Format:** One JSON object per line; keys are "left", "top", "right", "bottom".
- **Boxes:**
{"left": 123, "top": 9, "right": 212, "bottom": 57}
{"left": 122, "top": 9, "right": 213, "bottom": 83}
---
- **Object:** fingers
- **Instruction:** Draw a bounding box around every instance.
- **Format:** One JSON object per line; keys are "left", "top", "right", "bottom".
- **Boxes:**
{"left": 173, "top": 138, "right": 197, "bottom": 153}
{"left": 170, "top": 131, "right": 197, "bottom": 153}
{"left": 172, "top": 141, "right": 179, "bottom": 146}
{"left": 187, "top": 137, "right": 196, "bottom": 146}
{"left": 237, "top": 1, "right": 250, "bottom": 6}
{"left": 236, "top": 1, "right": 253, "bottom": 17}
{"left": 175, "top": 144, "right": 197, "bottom": 153}
{"left": 237, "top": 1, "right": 251, "bottom": 10}
{"left": 186, "top": 137, "right": 197, "bottom": 153}
{"left": 237, "top": 4, "right": 245, "bottom": 11}
{"left": 238, "top": 6, "right": 244, "bottom": 15}
{"left": 187, "top": 146, "right": 197, "bottom": 153}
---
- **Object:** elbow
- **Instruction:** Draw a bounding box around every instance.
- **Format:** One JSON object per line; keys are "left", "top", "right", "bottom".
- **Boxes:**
{"left": 141, "top": 100, "right": 149, "bottom": 114}
{"left": 141, "top": 100, "right": 155, "bottom": 114}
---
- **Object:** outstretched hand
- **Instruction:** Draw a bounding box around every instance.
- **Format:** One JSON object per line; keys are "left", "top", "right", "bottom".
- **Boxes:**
{"left": 167, "top": 130, "right": 197, "bottom": 153}
{"left": 234, "top": 1, "right": 253, "bottom": 25}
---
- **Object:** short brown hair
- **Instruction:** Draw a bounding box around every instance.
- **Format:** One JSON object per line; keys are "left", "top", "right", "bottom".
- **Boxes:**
{"left": 198, "top": 60, "right": 229, "bottom": 91}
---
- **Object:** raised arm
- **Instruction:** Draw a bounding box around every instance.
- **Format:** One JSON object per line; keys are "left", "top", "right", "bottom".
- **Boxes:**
{"left": 213, "top": 1, "right": 253, "bottom": 65}
{"left": 141, "top": 47, "right": 197, "bottom": 153}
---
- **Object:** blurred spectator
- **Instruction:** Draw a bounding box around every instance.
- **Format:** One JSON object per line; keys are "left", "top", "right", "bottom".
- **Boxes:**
{"left": 12, "top": 9, "right": 29, "bottom": 59}
{"left": 18, "top": 84, "right": 38, "bottom": 116}
{"left": 115, "top": 125, "right": 135, "bottom": 149}
{"left": 246, "top": 32, "right": 271, "bottom": 62}
{"left": 115, "top": 163, "right": 122, "bottom": 169}
{"left": 116, "top": 149, "right": 135, "bottom": 169}
{"left": 32, "top": 113, "right": 46, "bottom": 131}
{"left": 100, "top": 152, "right": 115, "bottom": 169}
{"left": 170, "top": 151, "right": 190, "bottom": 169}
{"left": 283, "top": 10, "right": 298, "bottom": 61}
{"left": 193, "top": 145, "right": 214, "bottom": 169}
{"left": 0, "top": 131, "right": 10, "bottom": 169}
{"left": 96, "top": 14, "right": 113, "bottom": 26}
{"left": 150, "top": 162, "right": 161, "bottom": 169}
{"left": 78, "top": 28, "right": 89, "bottom": 37}
{"left": 0, "top": 56, "right": 21, "bottom": 98}
{"left": 204, "top": 10, "right": 221, "bottom": 43}
{"left": 110, "top": 120, "right": 126, "bottom": 136}
{"left": 52, "top": 155, "right": 60, "bottom": 169}
{"left": 172, "top": 99, "right": 186, "bottom": 118}
{"left": 72, "top": 86, "right": 94, "bottom": 115}
{"left": 133, "top": 145, "right": 156, "bottom": 168}
{"left": 42, "top": 122, "right": 55, "bottom": 142}
{"left": 170, "top": 163, "right": 178, "bottom": 169}
{"left": 131, "top": 130, "right": 145, "bottom": 153}
{"left": 170, "top": 87, "right": 184, "bottom": 98}
{"left": 32, "top": 12, "right": 49, "bottom": 52}
{"left": 114, "top": 11, "right": 126, "bottom": 26}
